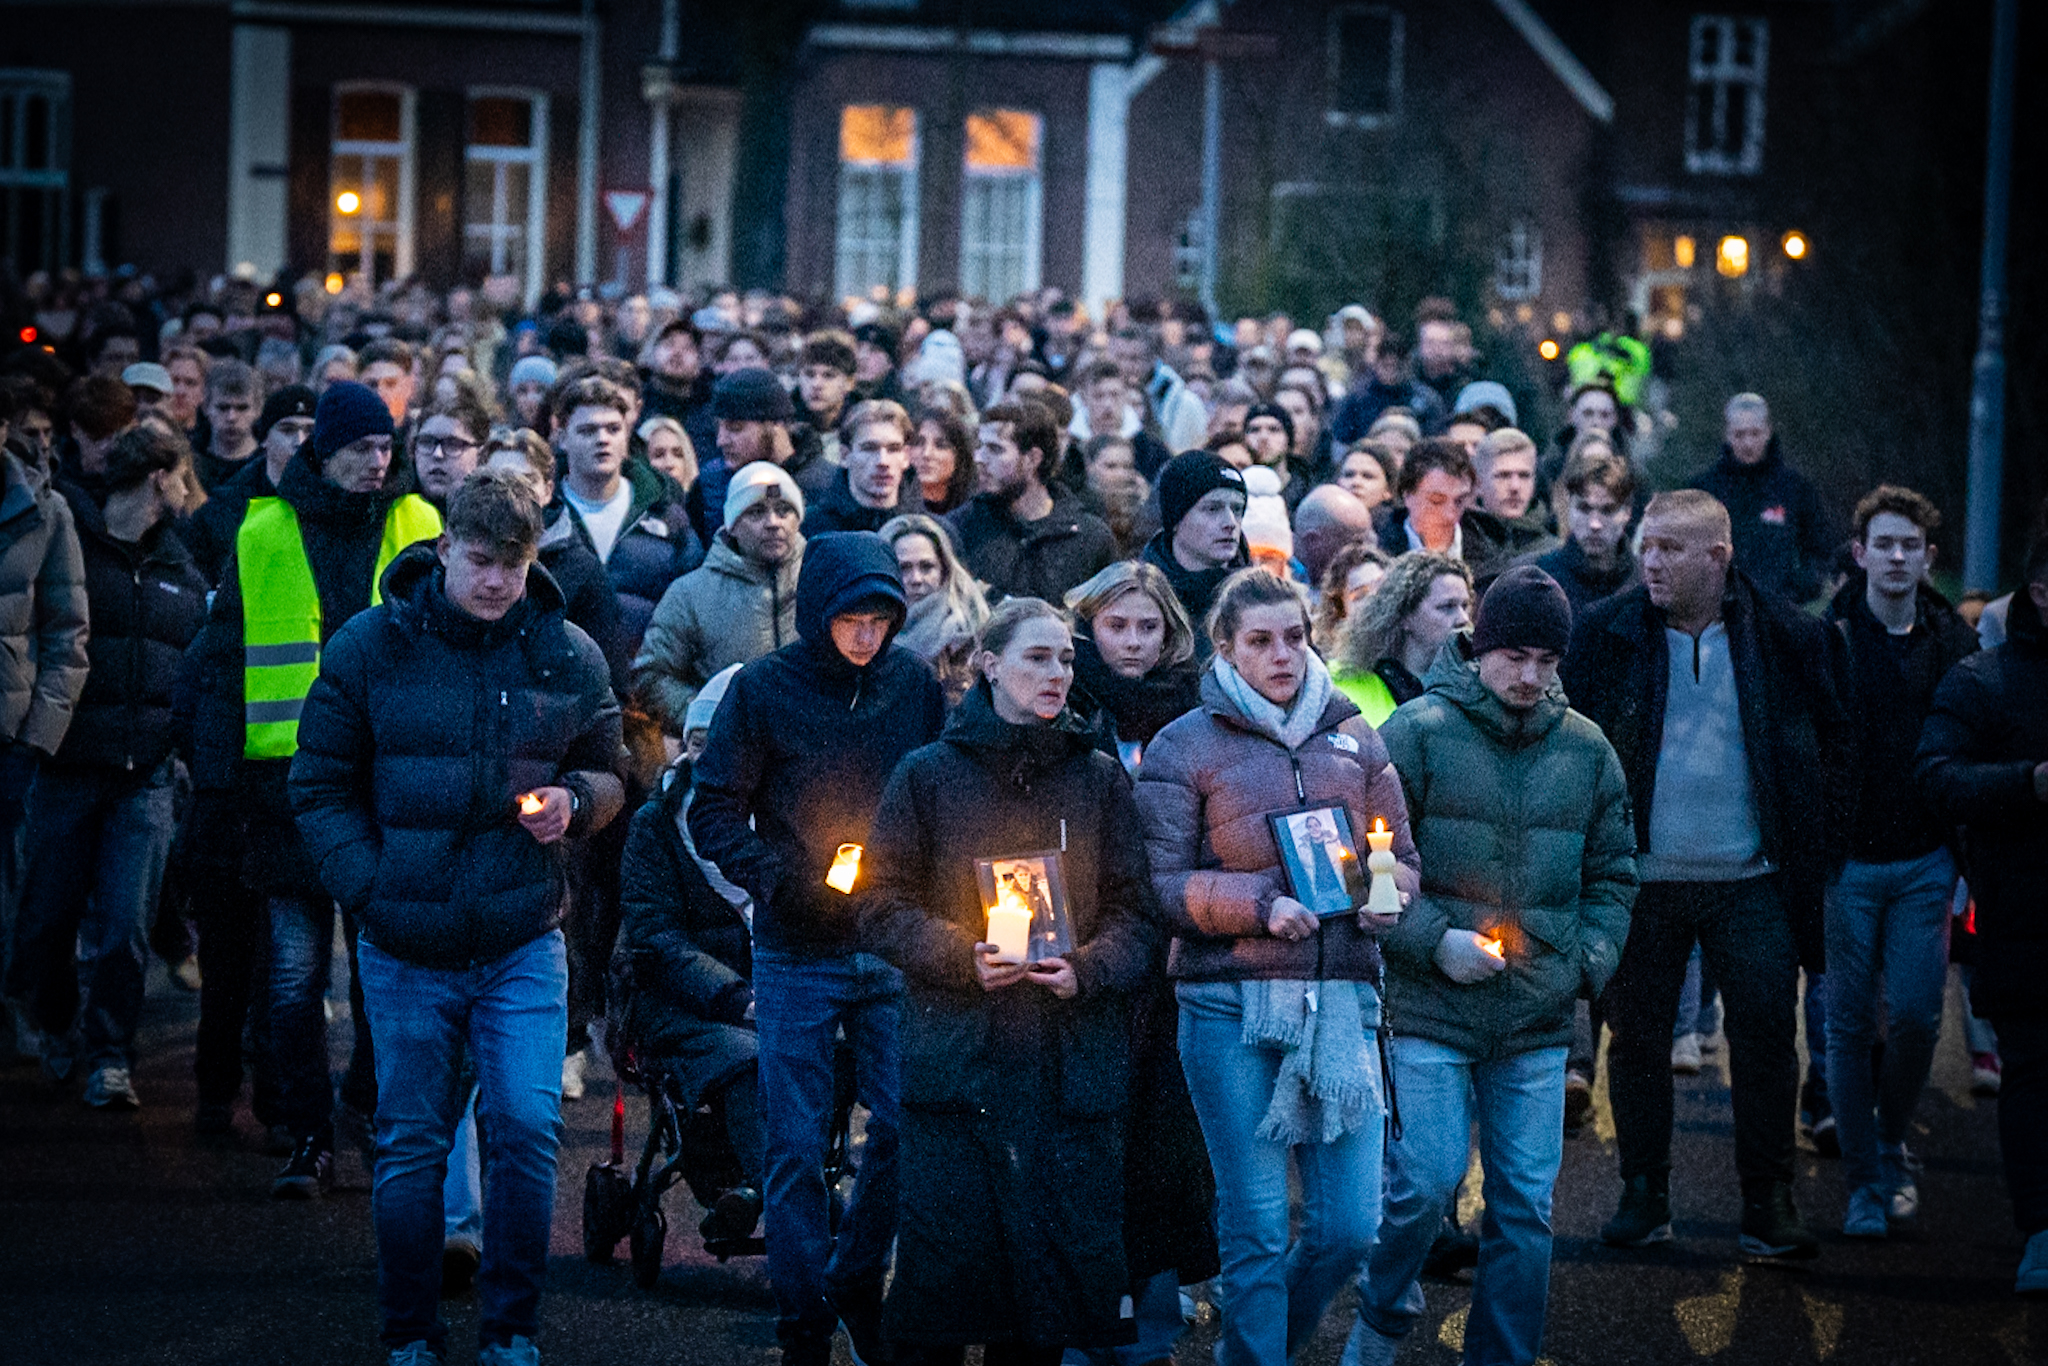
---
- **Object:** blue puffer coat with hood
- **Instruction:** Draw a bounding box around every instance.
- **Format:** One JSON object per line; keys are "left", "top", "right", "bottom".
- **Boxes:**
{"left": 688, "top": 531, "right": 947, "bottom": 957}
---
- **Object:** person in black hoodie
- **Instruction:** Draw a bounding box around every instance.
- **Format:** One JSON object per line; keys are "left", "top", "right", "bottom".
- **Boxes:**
{"left": 689, "top": 531, "right": 946, "bottom": 1366}
{"left": 289, "top": 469, "right": 624, "bottom": 1366}
{"left": 1140, "top": 451, "right": 1247, "bottom": 657}
{"left": 859, "top": 597, "right": 1161, "bottom": 1366}
{"left": 7, "top": 425, "right": 208, "bottom": 1110}
{"left": 1688, "top": 393, "right": 1835, "bottom": 605}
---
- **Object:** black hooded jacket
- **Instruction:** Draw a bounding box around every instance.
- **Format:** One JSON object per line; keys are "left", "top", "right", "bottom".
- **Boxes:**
{"left": 289, "top": 543, "right": 625, "bottom": 969}
{"left": 948, "top": 483, "right": 1119, "bottom": 605}
{"left": 1141, "top": 533, "right": 1243, "bottom": 654}
{"left": 1069, "top": 630, "right": 1202, "bottom": 761}
{"left": 689, "top": 531, "right": 947, "bottom": 956}
{"left": 1689, "top": 436, "right": 1834, "bottom": 604}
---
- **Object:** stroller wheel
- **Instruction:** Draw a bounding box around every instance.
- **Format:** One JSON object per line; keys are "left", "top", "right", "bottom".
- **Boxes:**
{"left": 630, "top": 1204, "right": 668, "bottom": 1289}
{"left": 583, "top": 1162, "right": 635, "bottom": 1264}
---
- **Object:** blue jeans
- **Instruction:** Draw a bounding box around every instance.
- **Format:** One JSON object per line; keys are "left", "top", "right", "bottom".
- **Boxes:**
{"left": 357, "top": 929, "right": 567, "bottom": 1352}
{"left": 445, "top": 1085, "right": 483, "bottom": 1246}
{"left": 1063, "top": 1270, "right": 1186, "bottom": 1366}
{"left": 1347, "top": 1039, "right": 1567, "bottom": 1366}
{"left": 6, "top": 763, "right": 176, "bottom": 1071}
{"left": 752, "top": 947, "right": 903, "bottom": 1348}
{"left": 1177, "top": 979, "right": 1383, "bottom": 1366}
{"left": 270, "top": 895, "right": 342, "bottom": 1139}
{"left": 1826, "top": 849, "right": 1955, "bottom": 1192}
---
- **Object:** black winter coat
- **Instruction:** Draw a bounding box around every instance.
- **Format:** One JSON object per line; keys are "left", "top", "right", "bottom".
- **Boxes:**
{"left": 188, "top": 451, "right": 436, "bottom": 895}
{"left": 860, "top": 683, "right": 1159, "bottom": 1348}
{"left": 1689, "top": 438, "right": 1835, "bottom": 604}
{"left": 1562, "top": 574, "right": 1851, "bottom": 969}
{"left": 1527, "top": 538, "right": 1640, "bottom": 645}
{"left": 1140, "top": 533, "right": 1244, "bottom": 656}
{"left": 537, "top": 509, "right": 631, "bottom": 696}
{"left": 288, "top": 544, "right": 625, "bottom": 969}
{"left": 183, "top": 453, "right": 275, "bottom": 584}
{"left": 689, "top": 532, "right": 946, "bottom": 956}
{"left": 53, "top": 485, "right": 210, "bottom": 773}
{"left": 1915, "top": 587, "right": 2048, "bottom": 1020}
{"left": 948, "top": 484, "right": 1119, "bottom": 605}
{"left": 561, "top": 459, "right": 703, "bottom": 663}
{"left": 1373, "top": 503, "right": 1513, "bottom": 587}
{"left": 1826, "top": 575, "right": 1978, "bottom": 861}
{"left": 800, "top": 466, "right": 927, "bottom": 539}
{"left": 613, "top": 763, "right": 757, "bottom": 1104}
{"left": 1069, "top": 631, "right": 1203, "bottom": 763}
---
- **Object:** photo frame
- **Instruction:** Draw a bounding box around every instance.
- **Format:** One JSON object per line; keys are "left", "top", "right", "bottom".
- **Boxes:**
{"left": 974, "top": 850, "right": 1074, "bottom": 964}
{"left": 1266, "top": 805, "right": 1367, "bottom": 919}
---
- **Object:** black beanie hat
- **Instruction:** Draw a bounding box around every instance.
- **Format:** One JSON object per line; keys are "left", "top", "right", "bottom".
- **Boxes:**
{"left": 1472, "top": 565, "right": 1573, "bottom": 657}
{"left": 712, "top": 367, "right": 796, "bottom": 423}
{"left": 312, "top": 380, "right": 394, "bottom": 458}
{"left": 1244, "top": 401, "right": 1296, "bottom": 449}
{"left": 1158, "top": 451, "right": 1248, "bottom": 537}
{"left": 255, "top": 384, "right": 317, "bottom": 442}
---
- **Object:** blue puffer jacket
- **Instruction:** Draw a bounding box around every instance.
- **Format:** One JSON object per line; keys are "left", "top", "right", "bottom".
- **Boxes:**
{"left": 289, "top": 543, "right": 626, "bottom": 969}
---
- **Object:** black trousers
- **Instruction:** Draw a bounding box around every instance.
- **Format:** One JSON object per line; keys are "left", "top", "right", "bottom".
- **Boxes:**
{"left": 193, "top": 880, "right": 276, "bottom": 1115}
{"left": 1604, "top": 876, "right": 1801, "bottom": 1194}
{"left": 1991, "top": 1016, "right": 2048, "bottom": 1235}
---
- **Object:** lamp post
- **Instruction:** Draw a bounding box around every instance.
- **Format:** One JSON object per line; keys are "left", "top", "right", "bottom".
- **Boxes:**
{"left": 1964, "top": 0, "right": 2018, "bottom": 591}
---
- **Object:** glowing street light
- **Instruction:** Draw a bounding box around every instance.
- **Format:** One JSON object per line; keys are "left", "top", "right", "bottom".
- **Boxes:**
{"left": 1716, "top": 235, "right": 1750, "bottom": 278}
{"left": 336, "top": 190, "right": 361, "bottom": 215}
{"left": 1538, "top": 338, "right": 1560, "bottom": 361}
{"left": 324, "top": 272, "right": 345, "bottom": 295}
{"left": 1782, "top": 231, "right": 1810, "bottom": 260}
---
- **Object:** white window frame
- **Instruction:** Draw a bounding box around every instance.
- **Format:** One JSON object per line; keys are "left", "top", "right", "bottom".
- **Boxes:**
{"left": 1325, "top": 5, "right": 1405, "bottom": 130}
{"left": 833, "top": 107, "right": 921, "bottom": 304}
{"left": 1494, "top": 219, "right": 1543, "bottom": 301}
{"left": 1685, "top": 15, "right": 1768, "bottom": 176}
{"left": 330, "top": 82, "right": 417, "bottom": 286}
{"left": 0, "top": 69, "right": 71, "bottom": 273}
{"left": 959, "top": 110, "right": 1043, "bottom": 303}
{"left": 463, "top": 87, "right": 549, "bottom": 307}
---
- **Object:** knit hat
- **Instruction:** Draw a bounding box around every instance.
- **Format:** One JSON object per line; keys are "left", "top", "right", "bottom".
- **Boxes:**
{"left": 312, "top": 380, "right": 394, "bottom": 458}
{"left": 1472, "top": 564, "right": 1572, "bottom": 656}
{"left": 724, "top": 460, "right": 805, "bottom": 529}
{"left": 1453, "top": 380, "right": 1518, "bottom": 427}
{"left": 1239, "top": 465, "right": 1293, "bottom": 560}
{"left": 507, "top": 354, "right": 558, "bottom": 391}
{"left": 1157, "top": 451, "right": 1247, "bottom": 537}
{"left": 1244, "top": 401, "right": 1295, "bottom": 448}
{"left": 685, "top": 662, "right": 743, "bottom": 735}
{"left": 712, "top": 367, "right": 795, "bottom": 423}
{"left": 255, "top": 384, "right": 317, "bottom": 441}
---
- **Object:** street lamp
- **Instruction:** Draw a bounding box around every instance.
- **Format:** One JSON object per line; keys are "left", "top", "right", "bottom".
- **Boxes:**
{"left": 1716, "top": 235, "right": 1750, "bottom": 278}
{"left": 1782, "top": 231, "right": 1809, "bottom": 260}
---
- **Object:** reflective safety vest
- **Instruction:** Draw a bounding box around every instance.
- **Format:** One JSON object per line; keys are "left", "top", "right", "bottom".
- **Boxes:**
{"left": 1333, "top": 665, "right": 1399, "bottom": 729}
{"left": 238, "top": 494, "right": 443, "bottom": 758}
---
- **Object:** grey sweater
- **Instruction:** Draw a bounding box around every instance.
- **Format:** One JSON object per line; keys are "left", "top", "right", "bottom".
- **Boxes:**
{"left": 1641, "top": 624, "right": 1770, "bottom": 883}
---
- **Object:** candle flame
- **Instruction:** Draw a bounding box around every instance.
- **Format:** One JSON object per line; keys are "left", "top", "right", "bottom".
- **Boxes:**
{"left": 517, "top": 792, "right": 545, "bottom": 816}
{"left": 826, "top": 843, "right": 863, "bottom": 894}
{"left": 1372, "top": 817, "right": 1387, "bottom": 835}
{"left": 1482, "top": 937, "right": 1505, "bottom": 960}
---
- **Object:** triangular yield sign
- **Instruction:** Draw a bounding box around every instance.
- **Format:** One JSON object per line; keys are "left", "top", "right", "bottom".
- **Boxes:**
{"left": 605, "top": 190, "right": 648, "bottom": 232}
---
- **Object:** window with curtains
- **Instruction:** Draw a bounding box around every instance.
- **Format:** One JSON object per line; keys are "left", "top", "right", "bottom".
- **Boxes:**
{"left": 959, "top": 109, "right": 1042, "bottom": 302}
{"left": 835, "top": 105, "right": 919, "bottom": 302}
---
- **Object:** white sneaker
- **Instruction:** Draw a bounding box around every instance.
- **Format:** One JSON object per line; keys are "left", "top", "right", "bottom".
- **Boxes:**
{"left": 1671, "top": 1032, "right": 1703, "bottom": 1074}
{"left": 561, "top": 1048, "right": 588, "bottom": 1102}
{"left": 83, "top": 1066, "right": 141, "bottom": 1109}
{"left": 478, "top": 1335, "right": 540, "bottom": 1366}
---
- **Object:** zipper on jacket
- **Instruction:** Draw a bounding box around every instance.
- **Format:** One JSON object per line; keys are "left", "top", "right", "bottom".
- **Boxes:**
{"left": 126, "top": 564, "right": 143, "bottom": 770}
{"left": 1289, "top": 753, "right": 1306, "bottom": 803}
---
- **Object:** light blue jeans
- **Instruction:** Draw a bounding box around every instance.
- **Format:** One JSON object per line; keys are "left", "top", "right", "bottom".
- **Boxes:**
{"left": 1826, "top": 848, "right": 1955, "bottom": 1192}
{"left": 1347, "top": 1039, "right": 1567, "bottom": 1366}
{"left": 1178, "top": 979, "right": 1383, "bottom": 1366}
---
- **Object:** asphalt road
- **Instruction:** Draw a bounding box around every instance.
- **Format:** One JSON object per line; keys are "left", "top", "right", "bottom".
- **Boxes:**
{"left": 3, "top": 962, "right": 2043, "bottom": 1366}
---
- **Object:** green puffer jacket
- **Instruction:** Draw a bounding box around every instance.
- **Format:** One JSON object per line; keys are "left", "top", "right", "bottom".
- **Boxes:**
{"left": 1377, "top": 648, "right": 1637, "bottom": 1060}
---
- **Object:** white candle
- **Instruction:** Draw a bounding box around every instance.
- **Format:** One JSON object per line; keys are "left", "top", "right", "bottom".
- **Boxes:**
{"left": 825, "top": 843, "right": 863, "bottom": 894}
{"left": 987, "top": 895, "right": 1032, "bottom": 964}
{"left": 1365, "top": 818, "right": 1402, "bottom": 917}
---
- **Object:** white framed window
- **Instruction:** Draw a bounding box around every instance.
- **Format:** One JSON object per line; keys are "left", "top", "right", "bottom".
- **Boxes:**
{"left": 330, "top": 84, "right": 416, "bottom": 286}
{"left": 464, "top": 90, "right": 548, "bottom": 305}
{"left": 1685, "top": 16, "right": 1768, "bottom": 175}
{"left": 834, "top": 105, "right": 919, "bottom": 303}
{"left": 1326, "top": 6, "right": 1403, "bottom": 129}
{"left": 1494, "top": 220, "right": 1542, "bottom": 300}
{"left": 960, "top": 109, "right": 1042, "bottom": 303}
{"left": 0, "top": 70, "right": 70, "bottom": 274}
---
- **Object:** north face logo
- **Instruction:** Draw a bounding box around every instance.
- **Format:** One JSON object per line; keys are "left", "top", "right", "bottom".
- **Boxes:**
{"left": 1760, "top": 505, "right": 1788, "bottom": 525}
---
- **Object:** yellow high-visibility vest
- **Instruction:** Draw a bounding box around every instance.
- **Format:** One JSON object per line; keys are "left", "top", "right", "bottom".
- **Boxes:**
{"left": 238, "top": 494, "right": 443, "bottom": 758}
{"left": 1332, "top": 665, "right": 1399, "bottom": 729}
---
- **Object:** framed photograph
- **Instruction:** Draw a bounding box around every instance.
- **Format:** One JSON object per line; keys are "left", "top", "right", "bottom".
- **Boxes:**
{"left": 1267, "top": 805, "right": 1367, "bottom": 919}
{"left": 974, "top": 850, "right": 1074, "bottom": 964}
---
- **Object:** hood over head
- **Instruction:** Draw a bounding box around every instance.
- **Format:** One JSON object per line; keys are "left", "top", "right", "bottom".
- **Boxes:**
{"left": 794, "top": 530, "right": 907, "bottom": 661}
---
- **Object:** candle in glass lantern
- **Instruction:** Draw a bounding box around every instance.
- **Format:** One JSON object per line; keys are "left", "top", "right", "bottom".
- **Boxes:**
{"left": 1364, "top": 817, "right": 1403, "bottom": 917}
{"left": 825, "top": 843, "right": 863, "bottom": 894}
{"left": 986, "top": 883, "right": 1033, "bottom": 964}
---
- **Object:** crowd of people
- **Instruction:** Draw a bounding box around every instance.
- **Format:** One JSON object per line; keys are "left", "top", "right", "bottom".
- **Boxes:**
{"left": 2, "top": 266, "right": 2045, "bottom": 1366}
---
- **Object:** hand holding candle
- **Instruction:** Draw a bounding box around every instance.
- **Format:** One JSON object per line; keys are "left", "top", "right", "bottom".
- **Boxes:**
{"left": 825, "top": 843, "right": 863, "bottom": 894}
{"left": 515, "top": 786, "right": 572, "bottom": 844}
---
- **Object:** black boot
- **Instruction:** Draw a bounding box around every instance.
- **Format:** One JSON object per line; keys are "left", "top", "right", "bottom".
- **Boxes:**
{"left": 1601, "top": 1172, "right": 1673, "bottom": 1247}
{"left": 1740, "top": 1182, "right": 1820, "bottom": 1260}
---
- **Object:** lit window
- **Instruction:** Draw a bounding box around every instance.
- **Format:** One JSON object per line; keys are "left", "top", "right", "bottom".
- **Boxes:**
{"left": 1326, "top": 6, "right": 1404, "bottom": 128}
{"left": 1686, "top": 16, "right": 1768, "bottom": 175}
{"left": 330, "top": 85, "right": 415, "bottom": 286}
{"left": 464, "top": 92, "right": 549, "bottom": 303}
{"left": 1494, "top": 220, "right": 1543, "bottom": 301}
{"left": 0, "top": 72, "right": 71, "bottom": 274}
{"left": 835, "top": 106, "right": 920, "bottom": 303}
{"left": 960, "top": 110, "right": 1042, "bottom": 302}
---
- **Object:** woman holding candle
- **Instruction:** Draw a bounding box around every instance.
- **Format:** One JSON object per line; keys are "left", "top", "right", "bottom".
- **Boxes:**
{"left": 860, "top": 597, "right": 1161, "bottom": 1366}
{"left": 1134, "top": 569, "right": 1420, "bottom": 1366}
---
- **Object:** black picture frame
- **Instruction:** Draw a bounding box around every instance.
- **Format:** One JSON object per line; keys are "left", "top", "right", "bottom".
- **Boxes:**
{"left": 1267, "top": 804, "right": 1367, "bottom": 918}
{"left": 974, "top": 850, "right": 1075, "bottom": 963}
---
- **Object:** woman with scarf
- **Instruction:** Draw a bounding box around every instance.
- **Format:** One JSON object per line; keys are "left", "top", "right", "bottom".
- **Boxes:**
{"left": 881, "top": 512, "right": 991, "bottom": 707}
{"left": 860, "top": 597, "right": 1160, "bottom": 1366}
{"left": 1135, "top": 569, "right": 1420, "bottom": 1366}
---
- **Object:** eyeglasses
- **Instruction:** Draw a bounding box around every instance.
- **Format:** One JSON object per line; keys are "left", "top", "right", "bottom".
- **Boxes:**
{"left": 415, "top": 434, "right": 478, "bottom": 457}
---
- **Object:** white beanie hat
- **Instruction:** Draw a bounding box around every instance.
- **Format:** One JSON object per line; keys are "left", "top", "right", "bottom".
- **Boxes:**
{"left": 723, "top": 461, "right": 805, "bottom": 530}
{"left": 685, "top": 662, "right": 744, "bottom": 735}
{"left": 1239, "top": 465, "right": 1294, "bottom": 560}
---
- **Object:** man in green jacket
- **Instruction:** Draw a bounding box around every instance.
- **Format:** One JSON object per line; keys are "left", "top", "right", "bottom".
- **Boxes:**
{"left": 1344, "top": 566, "right": 1637, "bottom": 1366}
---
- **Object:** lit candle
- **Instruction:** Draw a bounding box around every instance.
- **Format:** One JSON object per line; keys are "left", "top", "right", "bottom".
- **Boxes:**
{"left": 825, "top": 843, "right": 863, "bottom": 894}
{"left": 1364, "top": 817, "right": 1402, "bottom": 917}
{"left": 986, "top": 884, "right": 1033, "bottom": 965}
{"left": 517, "top": 792, "right": 545, "bottom": 816}
{"left": 1481, "top": 936, "right": 1505, "bottom": 960}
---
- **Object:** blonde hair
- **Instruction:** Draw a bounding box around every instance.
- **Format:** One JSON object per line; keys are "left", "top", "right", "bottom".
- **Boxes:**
{"left": 1065, "top": 561, "right": 1197, "bottom": 669}
{"left": 1642, "top": 489, "right": 1733, "bottom": 545}
{"left": 975, "top": 596, "right": 1070, "bottom": 673}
